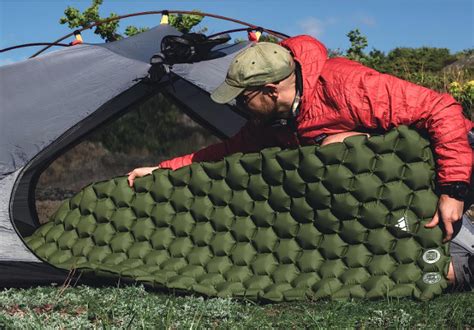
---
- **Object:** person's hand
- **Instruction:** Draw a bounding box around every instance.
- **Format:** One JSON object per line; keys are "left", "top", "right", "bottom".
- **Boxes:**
{"left": 320, "top": 132, "right": 370, "bottom": 146}
{"left": 425, "top": 194, "right": 464, "bottom": 242}
{"left": 127, "top": 166, "right": 159, "bottom": 187}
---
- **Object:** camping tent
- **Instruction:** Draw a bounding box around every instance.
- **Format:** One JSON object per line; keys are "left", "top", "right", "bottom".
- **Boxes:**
{"left": 0, "top": 24, "right": 250, "bottom": 286}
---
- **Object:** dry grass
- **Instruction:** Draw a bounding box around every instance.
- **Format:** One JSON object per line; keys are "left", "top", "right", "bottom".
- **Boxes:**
{"left": 35, "top": 131, "right": 218, "bottom": 223}
{"left": 35, "top": 200, "right": 63, "bottom": 224}
{"left": 37, "top": 141, "right": 160, "bottom": 192}
{"left": 35, "top": 141, "right": 163, "bottom": 223}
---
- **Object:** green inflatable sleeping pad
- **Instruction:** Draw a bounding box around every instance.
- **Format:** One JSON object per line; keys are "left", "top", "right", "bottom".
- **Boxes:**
{"left": 26, "top": 126, "right": 450, "bottom": 301}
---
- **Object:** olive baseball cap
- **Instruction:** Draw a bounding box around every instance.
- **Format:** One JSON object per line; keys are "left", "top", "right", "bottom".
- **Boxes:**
{"left": 211, "top": 42, "right": 294, "bottom": 104}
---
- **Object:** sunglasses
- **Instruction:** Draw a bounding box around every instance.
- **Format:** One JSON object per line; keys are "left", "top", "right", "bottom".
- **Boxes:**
{"left": 236, "top": 88, "right": 262, "bottom": 106}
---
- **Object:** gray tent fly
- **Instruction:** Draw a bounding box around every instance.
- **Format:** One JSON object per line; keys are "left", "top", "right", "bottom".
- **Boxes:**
{"left": 0, "top": 20, "right": 262, "bottom": 286}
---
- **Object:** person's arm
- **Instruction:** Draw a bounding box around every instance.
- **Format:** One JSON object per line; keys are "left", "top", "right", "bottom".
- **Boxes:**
{"left": 127, "top": 121, "right": 280, "bottom": 186}
{"left": 334, "top": 59, "right": 472, "bottom": 240}
{"left": 158, "top": 120, "right": 273, "bottom": 170}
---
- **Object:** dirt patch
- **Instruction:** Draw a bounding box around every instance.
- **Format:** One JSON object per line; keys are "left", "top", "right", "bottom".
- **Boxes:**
{"left": 32, "top": 304, "right": 54, "bottom": 314}
{"left": 5, "top": 304, "right": 26, "bottom": 317}
{"left": 36, "top": 200, "right": 64, "bottom": 224}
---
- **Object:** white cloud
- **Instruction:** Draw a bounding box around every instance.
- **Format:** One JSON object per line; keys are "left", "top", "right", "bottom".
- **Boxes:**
{"left": 299, "top": 17, "right": 325, "bottom": 38}
{"left": 298, "top": 17, "right": 339, "bottom": 38}
{"left": 357, "top": 14, "right": 376, "bottom": 27}
{"left": 325, "top": 17, "right": 339, "bottom": 25}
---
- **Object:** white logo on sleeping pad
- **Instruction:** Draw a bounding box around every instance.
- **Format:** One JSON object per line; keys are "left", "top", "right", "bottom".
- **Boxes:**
{"left": 395, "top": 216, "right": 409, "bottom": 232}
{"left": 423, "top": 249, "right": 441, "bottom": 264}
{"left": 423, "top": 272, "right": 442, "bottom": 284}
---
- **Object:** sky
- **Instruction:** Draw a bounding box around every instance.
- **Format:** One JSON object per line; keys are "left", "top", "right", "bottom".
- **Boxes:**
{"left": 0, "top": 0, "right": 473, "bottom": 66}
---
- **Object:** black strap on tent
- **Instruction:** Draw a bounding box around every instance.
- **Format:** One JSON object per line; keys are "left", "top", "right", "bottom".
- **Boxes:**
{"left": 0, "top": 42, "right": 69, "bottom": 53}
{"left": 161, "top": 32, "right": 231, "bottom": 63}
{"left": 0, "top": 31, "right": 82, "bottom": 53}
{"left": 143, "top": 32, "right": 231, "bottom": 84}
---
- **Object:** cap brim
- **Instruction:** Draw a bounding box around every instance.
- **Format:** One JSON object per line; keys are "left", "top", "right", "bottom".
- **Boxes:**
{"left": 210, "top": 81, "right": 245, "bottom": 104}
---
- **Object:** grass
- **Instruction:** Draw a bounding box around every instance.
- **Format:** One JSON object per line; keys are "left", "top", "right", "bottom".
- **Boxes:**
{"left": 0, "top": 284, "right": 472, "bottom": 329}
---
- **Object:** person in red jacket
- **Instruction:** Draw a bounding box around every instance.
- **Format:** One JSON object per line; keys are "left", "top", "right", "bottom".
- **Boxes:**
{"left": 128, "top": 36, "right": 472, "bottom": 243}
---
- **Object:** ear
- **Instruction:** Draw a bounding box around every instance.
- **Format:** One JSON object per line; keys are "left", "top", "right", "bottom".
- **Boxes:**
{"left": 263, "top": 83, "right": 279, "bottom": 98}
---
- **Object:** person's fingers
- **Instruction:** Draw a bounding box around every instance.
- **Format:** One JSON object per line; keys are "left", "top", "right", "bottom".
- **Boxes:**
{"left": 128, "top": 167, "right": 158, "bottom": 188}
{"left": 127, "top": 172, "right": 136, "bottom": 187}
{"left": 425, "top": 209, "right": 439, "bottom": 228}
{"left": 442, "top": 210, "right": 463, "bottom": 242}
{"left": 443, "top": 219, "right": 454, "bottom": 242}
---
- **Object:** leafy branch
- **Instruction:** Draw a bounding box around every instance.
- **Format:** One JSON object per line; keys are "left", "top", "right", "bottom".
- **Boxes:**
{"left": 59, "top": 0, "right": 204, "bottom": 41}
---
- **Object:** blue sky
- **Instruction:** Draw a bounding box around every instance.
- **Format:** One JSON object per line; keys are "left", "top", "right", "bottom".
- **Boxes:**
{"left": 1, "top": 0, "right": 473, "bottom": 66}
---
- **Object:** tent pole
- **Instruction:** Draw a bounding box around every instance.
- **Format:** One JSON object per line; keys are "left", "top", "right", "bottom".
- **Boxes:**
{"left": 27, "top": 10, "right": 289, "bottom": 58}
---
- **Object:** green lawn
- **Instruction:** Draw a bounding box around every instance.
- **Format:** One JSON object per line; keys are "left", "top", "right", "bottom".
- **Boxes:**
{"left": 0, "top": 285, "right": 472, "bottom": 328}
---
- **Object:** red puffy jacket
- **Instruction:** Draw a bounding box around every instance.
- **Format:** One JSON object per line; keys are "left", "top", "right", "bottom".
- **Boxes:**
{"left": 159, "top": 35, "right": 473, "bottom": 184}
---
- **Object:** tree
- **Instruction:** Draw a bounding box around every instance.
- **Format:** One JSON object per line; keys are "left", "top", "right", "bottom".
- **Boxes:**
{"left": 234, "top": 33, "right": 280, "bottom": 44}
{"left": 345, "top": 29, "right": 368, "bottom": 62}
{"left": 258, "top": 34, "right": 279, "bottom": 43}
{"left": 59, "top": 0, "right": 204, "bottom": 40}
{"left": 168, "top": 13, "right": 205, "bottom": 34}
{"left": 60, "top": 0, "right": 122, "bottom": 41}
{"left": 386, "top": 47, "right": 456, "bottom": 74}
{"left": 341, "top": 29, "right": 472, "bottom": 117}
{"left": 327, "top": 48, "right": 344, "bottom": 58}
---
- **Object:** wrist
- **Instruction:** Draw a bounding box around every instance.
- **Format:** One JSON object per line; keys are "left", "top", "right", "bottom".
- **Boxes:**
{"left": 438, "top": 182, "right": 469, "bottom": 201}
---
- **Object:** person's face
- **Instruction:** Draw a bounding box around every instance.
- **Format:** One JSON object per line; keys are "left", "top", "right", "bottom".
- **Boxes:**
{"left": 236, "top": 86, "right": 278, "bottom": 123}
